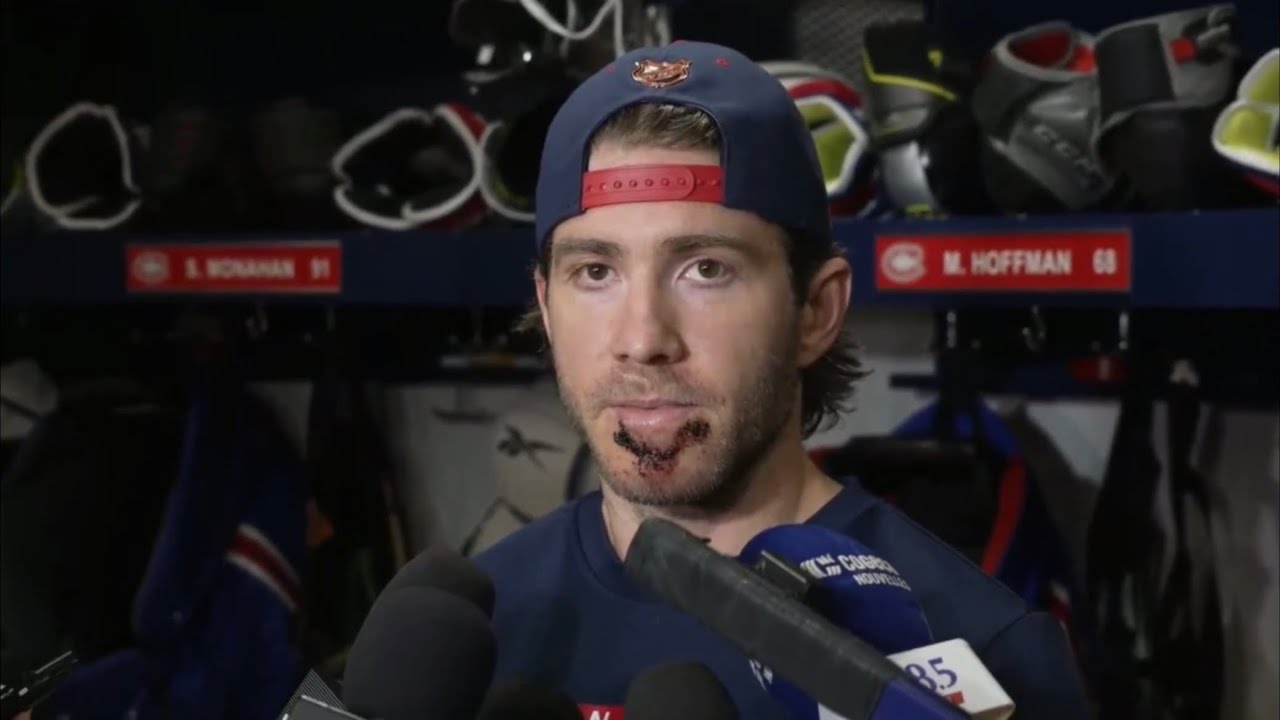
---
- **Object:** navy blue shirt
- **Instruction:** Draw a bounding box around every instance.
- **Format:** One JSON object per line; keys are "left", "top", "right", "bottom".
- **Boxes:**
{"left": 474, "top": 481, "right": 1090, "bottom": 718}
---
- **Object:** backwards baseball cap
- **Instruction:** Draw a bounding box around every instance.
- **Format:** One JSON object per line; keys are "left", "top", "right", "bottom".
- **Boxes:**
{"left": 534, "top": 41, "right": 831, "bottom": 251}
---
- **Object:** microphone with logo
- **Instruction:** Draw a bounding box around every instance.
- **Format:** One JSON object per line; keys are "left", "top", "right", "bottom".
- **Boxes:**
{"left": 622, "top": 661, "right": 738, "bottom": 720}
{"left": 624, "top": 517, "right": 968, "bottom": 720}
{"left": 739, "top": 525, "right": 1015, "bottom": 720}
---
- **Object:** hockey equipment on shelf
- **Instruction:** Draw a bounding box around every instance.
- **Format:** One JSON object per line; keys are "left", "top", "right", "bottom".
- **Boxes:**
{"left": 250, "top": 97, "right": 346, "bottom": 230}
{"left": 24, "top": 102, "right": 143, "bottom": 231}
{"left": 1212, "top": 48, "right": 1280, "bottom": 198}
{"left": 1094, "top": 4, "right": 1242, "bottom": 210}
{"left": 971, "top": 22, "right": 1116, "bottom": 213}
{"left": 861, "top": 20, "right": 990, "bottom": 217}
{"left": 330, "top": 104, "right": 487, "bottom": 231}
{"left": 138, "top": 101, "right": 243, "bottom": 232}
{"left": 762, "top": 61, "right": 881, "bottom": 218}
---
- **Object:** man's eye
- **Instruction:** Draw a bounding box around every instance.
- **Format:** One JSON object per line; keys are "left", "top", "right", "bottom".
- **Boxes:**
{"left": 687, "top": 259, "right": 730, "bottom": 282}
{"left": 576, "top": 264, "right": 612, "bottom": 283}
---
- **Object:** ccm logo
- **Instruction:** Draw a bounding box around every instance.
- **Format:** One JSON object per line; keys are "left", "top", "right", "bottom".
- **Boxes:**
{"left": 879, "top": 242, "right": 926, "bottom": 284}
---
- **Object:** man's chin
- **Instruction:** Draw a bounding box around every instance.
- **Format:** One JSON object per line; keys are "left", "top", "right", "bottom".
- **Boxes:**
{"left": 594, "top": 448, "right": 723, "bottom": 506}
{"left": 601, "top": 471, "right": 711, "bottom": 508}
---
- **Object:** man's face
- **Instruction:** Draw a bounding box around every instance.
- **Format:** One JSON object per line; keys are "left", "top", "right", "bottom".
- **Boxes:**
{"left": 537, "top": 142, "right": 802, "bottom": 510}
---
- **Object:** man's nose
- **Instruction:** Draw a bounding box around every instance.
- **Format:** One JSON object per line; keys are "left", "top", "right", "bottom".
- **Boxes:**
{"left": 609, "top": 281, "right": 687, "bottom": 366}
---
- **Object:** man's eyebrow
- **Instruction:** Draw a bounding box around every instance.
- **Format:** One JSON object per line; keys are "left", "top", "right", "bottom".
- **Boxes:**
{"left": 551, "top": 237, "right": 622, "bottom": 268}
{"left": 660, "top": 233, "right": 762, "bottom": 258}
{"left": 550, "top": 232, "right": 764, "bottom": 268}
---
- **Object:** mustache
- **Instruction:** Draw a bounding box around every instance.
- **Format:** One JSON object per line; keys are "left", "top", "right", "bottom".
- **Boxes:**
{"left": 587, "top": 372, "right": 717, "bottom": 407}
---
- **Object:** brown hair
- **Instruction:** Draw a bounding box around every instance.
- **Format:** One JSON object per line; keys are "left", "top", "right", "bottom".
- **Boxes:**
{"left": 518, "top": 102, "right": 869, "bottom": 436}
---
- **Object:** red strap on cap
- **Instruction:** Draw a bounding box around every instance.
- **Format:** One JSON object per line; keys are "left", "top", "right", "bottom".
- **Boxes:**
{"left": 581, "top": 164, "right": 725, "bottom": 209}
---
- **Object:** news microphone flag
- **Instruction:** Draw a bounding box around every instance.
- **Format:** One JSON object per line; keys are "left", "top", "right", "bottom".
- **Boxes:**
{"left": 739, "top": 524, "right": 1014, "bottom": 720}
{"left": 738, "top": 525, "right": 934, "bottom": 719}
{"left": 624, "top": 517, "right": 966, "bottom": 719}
{"left": 887, "top": 640, "right": 1015, "bottom": 720}
{"left": 739, "top": 525, "right": 934, "bottom": 653}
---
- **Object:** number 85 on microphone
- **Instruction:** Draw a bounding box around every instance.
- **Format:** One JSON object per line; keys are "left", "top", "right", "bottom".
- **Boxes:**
{"left": 887, "top": 639, "right": 1015, "bottom": 720}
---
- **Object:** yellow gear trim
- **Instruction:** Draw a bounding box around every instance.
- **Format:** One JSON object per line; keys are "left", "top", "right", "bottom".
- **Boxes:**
{"left": 862, "top": 48, "right": 957, "bottom": 102}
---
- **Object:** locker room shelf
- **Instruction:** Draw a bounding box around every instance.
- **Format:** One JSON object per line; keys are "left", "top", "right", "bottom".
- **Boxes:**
{"left": 890, "top": 363, "right": 1280, "bottom": 409}
{"left": 0, "top": 209, "right": 1276, "bottom": 309}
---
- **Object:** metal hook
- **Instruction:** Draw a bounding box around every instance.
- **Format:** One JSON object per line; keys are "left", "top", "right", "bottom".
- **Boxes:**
{"left": 246, "top": 302, "right": 269, "bottom": 340}
{"left": 1021, "top": 306, "right": 1047, "bottom": 353}
{"left": 469, "top": 306, "right": 486, "bottom": 349}
{"left": 944, "top": 310, "right": 959, "bottom": 350}
{"left": 1117, "top": 311, "right": 1130, "bottom": 352}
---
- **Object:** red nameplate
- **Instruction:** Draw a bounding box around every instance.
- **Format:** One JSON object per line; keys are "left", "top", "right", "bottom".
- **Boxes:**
{"left": 126, "top": 241, "right": 342, "bottom": 294}
{"left": 578, "top": 704, "right": 624, "bottom": 720}
{"left": 874, "top": 229, "right": 1131, "bottom": 292}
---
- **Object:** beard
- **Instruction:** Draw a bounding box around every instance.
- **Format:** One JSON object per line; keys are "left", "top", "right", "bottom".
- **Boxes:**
{"left": 554, "top": 333, "right": 800, "bottom": 513}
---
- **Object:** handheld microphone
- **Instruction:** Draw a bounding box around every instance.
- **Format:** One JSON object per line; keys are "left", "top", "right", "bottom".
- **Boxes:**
{"left": 285, "top": 695, "right": 366, "bottom": 720}
{"left": 623, "top": 661, "right": 738, "bottom": 720}
{"left": 741, "top": 525, "right": 1015, "bottom": 720}
{"left": 0, "top": 650, "right": 76, "bottom": 719}
{"left": 378, "top": 545, "right": 496, "bottom": 617}
{"left": 740, "top": 525, "right": 934, "bottom": 653}
{"left": 342, "top": 587, "right": 497, "bottom": 720}
{"left": 623, "top": 517, "right": 966, "bottom": 720}
{"left": 475, "top": 681, "right": 582, "bottom": 720}
{"left": 276, "top": 669, "right": 347, "bottom": 720}
{"left": 277, "top": 547, "right": 494, "bottom": 719}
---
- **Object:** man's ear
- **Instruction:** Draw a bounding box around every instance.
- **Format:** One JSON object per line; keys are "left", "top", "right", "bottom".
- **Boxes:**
{"left": 797, "top": 255, "right": 852, "bottom": 367}
{"left": 534, "top": 270, "right": 552, "bottom": 341}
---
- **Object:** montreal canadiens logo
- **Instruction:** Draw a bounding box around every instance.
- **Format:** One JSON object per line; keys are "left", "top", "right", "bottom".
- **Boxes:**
{"left": 632, "top": 58, "right": 692, "bottom": 89}
{"left": 880, "top": 242, "right": 926, "bottom": 284}
{"left": 131, "top": 251, "right": 171, "bottom": 285}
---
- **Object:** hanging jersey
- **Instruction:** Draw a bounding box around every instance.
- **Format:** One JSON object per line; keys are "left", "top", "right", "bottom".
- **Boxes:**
{"left": 27, "top": 380, "right": 309, "bottom": 719}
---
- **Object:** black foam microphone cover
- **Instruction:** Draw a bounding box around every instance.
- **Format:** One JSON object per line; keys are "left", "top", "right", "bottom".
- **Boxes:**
{"left": 379, "top": 545, "right": 495, "bottom": 617}
{"left": 623, "top": 661, "right": 738, "bottom": 720}
{"left": 343, "top": 587, "right": 496, "bottom": 720}
{"left": 476, "top": 681, "right": 582, "bottom": 719}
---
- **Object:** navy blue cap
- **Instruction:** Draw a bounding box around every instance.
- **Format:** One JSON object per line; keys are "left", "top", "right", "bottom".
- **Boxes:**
{"left": 534, "top": 41, "right": 831, "bottom": 250}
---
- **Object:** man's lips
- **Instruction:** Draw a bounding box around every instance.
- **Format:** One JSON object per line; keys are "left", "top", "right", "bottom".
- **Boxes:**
{"left": 610, "top": 398, "right": 695, "bottom": 410}
{"left": 607, "top": 400, "right": 698, "bottom": 431}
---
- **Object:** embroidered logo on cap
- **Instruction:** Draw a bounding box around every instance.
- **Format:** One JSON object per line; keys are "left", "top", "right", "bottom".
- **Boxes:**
{"left": 632, "top": 59, "right": 692, "bottom": 88}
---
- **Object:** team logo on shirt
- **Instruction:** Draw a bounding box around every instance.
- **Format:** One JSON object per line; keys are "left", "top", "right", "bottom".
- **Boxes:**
{"left": 633, "top": 59, "right": 692, "bottom": 89}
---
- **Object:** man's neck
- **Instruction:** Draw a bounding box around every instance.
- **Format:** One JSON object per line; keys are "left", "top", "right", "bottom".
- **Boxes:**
{"left": 600, "top": 422, "right": 842, "bottom": 560}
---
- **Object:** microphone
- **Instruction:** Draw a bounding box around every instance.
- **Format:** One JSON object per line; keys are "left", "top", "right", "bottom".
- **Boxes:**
{"left": 739, "top": 525, "right": 935, "bottom": 653}
{"left": 342, "top": 587, "right": 497, "bottom": 720}
{"left": 277, "top": 547, "right": 494, "bottom": 719}
{"left": 740, "top": 525, "right": 1015, "bottom": 719}
{"left": 378, "top": 545, "right": 496, "bottom": 617}
{"left": 623, "top": 661, "right": 738, "bottom": 720}
{"left": 0, "top": 651, "right": 77, "bottom": 719}
{"left": 285, "top": 695, "right": 366, "bottom": 720}
{"left": 623, "top": 517, "right": 966, "bottom": 720}
{"left": 475, "top": 681, "right": 582, "bottom": 720}
{"left": 276, "top": 669, "right": 345, "bottom": 719}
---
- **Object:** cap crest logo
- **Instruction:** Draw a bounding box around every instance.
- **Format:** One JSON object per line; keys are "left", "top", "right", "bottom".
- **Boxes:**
{"left": 632, "top": 59, "right": 691, "bottom": 89}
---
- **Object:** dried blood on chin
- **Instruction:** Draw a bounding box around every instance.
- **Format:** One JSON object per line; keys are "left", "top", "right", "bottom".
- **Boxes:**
{"left": 613, "top": 419, "right": 711, "bottom": 479}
